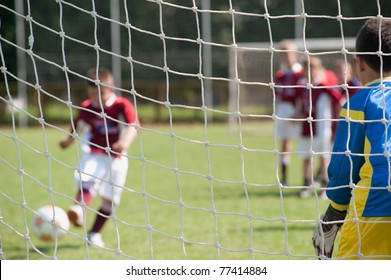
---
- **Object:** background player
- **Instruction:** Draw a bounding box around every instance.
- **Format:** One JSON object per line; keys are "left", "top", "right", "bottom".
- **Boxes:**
{"left": 333, "top": 58, "right": 361, "bottom": 98}
{"left": 274, "top": 40, "right": 303, "bottom": 185}
{"left": 312, "top": 18, "right": 391, "bottom": 259}
{"left": 59, "top": 67, "right": 139, "bottom": 247}
{"left": 296, "top": 56, "right": 344, "bottom": 198}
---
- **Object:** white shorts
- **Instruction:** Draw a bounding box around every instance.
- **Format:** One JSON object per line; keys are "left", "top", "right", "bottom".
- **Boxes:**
{"left": 316, "top": 94, "right": 333, "bottom": 154}
{"left": 297, "top": 137, "right": 316, "bottom": 159}
{"left": 275, "top": 102, "right": 300, "bottom": 139}
{"left": 297, "top": 136, "right": 331, "bottom": 159}
{"left": 74, "top": 153, "right": 128, "bottom": 205}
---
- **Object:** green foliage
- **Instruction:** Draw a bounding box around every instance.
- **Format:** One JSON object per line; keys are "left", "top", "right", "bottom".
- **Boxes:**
{"left": 2, "top": 0, "right": 391, "bottom": 83}
{"left": 0, "top": 122, "right": 329, "bottom": 260}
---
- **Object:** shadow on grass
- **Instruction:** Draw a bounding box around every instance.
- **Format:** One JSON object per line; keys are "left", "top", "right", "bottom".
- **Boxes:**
{"left": 3, "top": 242, "right": 81, "bottom": 260}
{"left": 212, "top": 182, "right": 309, "bottom": 199}
{"left": 214, "top": 188, "right": 303, "bottom": 199}
{"left": 253, "top": 223, "right": 314, "bottom": 233}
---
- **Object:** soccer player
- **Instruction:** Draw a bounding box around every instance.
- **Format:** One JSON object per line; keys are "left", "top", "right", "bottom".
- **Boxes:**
{"left": 312, "top": 18, "right": 391, "bottom": 259}
{"left": 274, "top": 40, "right": 303, "bottom": 185}
{"left": 331, "top": 59, "right": 362, "bottom": 139}
{"left": 296, "top": 56, "right": 344, "bottom": 199}
{"left": 333, "top": 58, "right": 361, "bottom": 98}
{"left": 59, "top": 67, "right": 139, "bottom": 247}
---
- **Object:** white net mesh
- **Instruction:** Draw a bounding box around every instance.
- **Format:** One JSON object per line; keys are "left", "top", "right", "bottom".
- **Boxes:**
{"left": 0, "top": 1, "right": 390, "bottom": 261}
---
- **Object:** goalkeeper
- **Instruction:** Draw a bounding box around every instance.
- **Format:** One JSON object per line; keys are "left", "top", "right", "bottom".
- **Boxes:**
{"left": 312, "top": 18, "right": 391, "bottom": 259}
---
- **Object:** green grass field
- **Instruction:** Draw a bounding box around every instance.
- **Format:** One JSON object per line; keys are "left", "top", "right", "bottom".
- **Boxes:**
{"left": 0, "top": 121, "right": 330, "bottom": 260}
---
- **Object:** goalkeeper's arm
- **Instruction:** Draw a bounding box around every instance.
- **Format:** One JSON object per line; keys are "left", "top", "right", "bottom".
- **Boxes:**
{"left": 312, "top": 204, "right": 347, "bottom": 259}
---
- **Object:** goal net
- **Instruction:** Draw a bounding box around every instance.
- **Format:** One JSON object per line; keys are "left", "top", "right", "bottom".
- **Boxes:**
{"left": 0, "top": 0, "right": 389, "bottom": 263}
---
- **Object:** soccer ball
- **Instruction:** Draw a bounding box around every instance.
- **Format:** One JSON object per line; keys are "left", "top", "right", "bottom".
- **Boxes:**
{"left": 32, "top": 205, "right": 70, "bottom": 242}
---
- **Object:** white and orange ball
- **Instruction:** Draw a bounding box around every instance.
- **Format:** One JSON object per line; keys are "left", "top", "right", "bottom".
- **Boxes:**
{"left": 32, "top": 205, "right": 70, "bottom": 242}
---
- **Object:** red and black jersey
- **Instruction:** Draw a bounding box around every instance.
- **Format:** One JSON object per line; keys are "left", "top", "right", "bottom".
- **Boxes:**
{"left": 298, "top": 81, "right": 344, "bottom": 137}
{"left": 275, "top": 64, "right": 304, "bottom": 106}
{"left": 336, "top": 77, "right": 361, "bottom": 98}
{"left": 75, "top": 95, "right": 138, "bottom": 156}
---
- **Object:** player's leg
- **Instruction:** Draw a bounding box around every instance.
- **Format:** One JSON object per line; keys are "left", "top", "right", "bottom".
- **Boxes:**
{"left": 316, "top": 155, "right": 329, "bottom": 199}
{"left": 280, "top": 138, "right": 291, "bottom": 185}
{"left": 276, "top": 102, "right": 298, "bottom": 185}
{"left": 300, "top": 157, "right": 313, "bottom": 198}
{"left": 68, "top": 154, "right": 106, "bottom": 227}
{"left": 87, "top": 155, "right": 128, "bottom": 247}
{"left": 315, "top": 94, "right": 332, "bottom": 198}
{"left": 297, "top": 137, "right": 313, "bottom": 198}
{"left": 87, "top": 197, "right": 112, "bottom": 248}
{"left": 67, "top": 181, "right": 95, "bottom": 227}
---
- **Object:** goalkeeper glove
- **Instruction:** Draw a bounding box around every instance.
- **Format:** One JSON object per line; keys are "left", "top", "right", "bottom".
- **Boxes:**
{"left": 312, "top": 204, "right": 347, "bottom": 259}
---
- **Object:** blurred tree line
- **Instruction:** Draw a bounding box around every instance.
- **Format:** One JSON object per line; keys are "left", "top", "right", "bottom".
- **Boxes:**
{"left": 0, "top": 0, "right": 391, "bottom": 94}
{"left": 1, "top": 0, "right": 391, "bottom": 84}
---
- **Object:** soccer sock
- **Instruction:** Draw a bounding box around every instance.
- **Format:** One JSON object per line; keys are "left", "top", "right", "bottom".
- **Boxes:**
{"left": 90, "top": 207, "right": 111, "bottom": 234}
{"left": 281, "top": 163, "right": 287, "bottom": 182}
{"left": 321, "top": 179, "right": 329, "bottom": 187}
{"left": 281, "top": 155, "right": 290, "bottom": 181}
{"left": 76, "top": 188, "right": 93, "bottom": 206}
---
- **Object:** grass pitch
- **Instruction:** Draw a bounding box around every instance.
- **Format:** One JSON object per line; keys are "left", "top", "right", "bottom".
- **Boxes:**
{"left": 0, "top": 121, "right": 329, "bottom": 259}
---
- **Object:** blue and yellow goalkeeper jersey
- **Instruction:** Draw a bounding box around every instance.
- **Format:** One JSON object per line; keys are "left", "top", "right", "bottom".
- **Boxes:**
{"left": 327, "top": 78, "right": 391, "bottom": 217}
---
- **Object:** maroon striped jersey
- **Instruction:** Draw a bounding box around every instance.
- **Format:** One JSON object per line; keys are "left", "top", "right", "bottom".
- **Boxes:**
{"left": 275, "top": 63, "right": 304, "bottom": 106}
{"left": 75, "top": 95, "right": 138, "bottom": 156}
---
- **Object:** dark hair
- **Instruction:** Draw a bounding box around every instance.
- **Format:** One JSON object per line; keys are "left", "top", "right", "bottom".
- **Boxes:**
{"left": 355, "top": 18, "right": 391, "bottom": 72}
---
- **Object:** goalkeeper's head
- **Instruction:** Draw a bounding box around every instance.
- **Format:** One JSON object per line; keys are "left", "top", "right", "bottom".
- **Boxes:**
{"left": 355, "top": 18, "right": 391, "bottom": 74}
